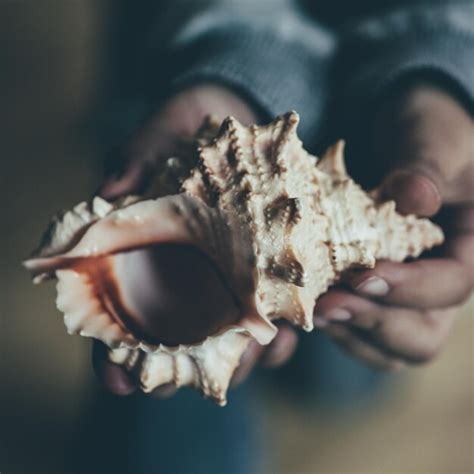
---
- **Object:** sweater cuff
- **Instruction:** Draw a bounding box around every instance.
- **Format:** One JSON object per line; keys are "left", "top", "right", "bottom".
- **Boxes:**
{"left": 331, "top": 26, "right": 474, "bottom": 190}
{"left": 158, "top": 26, "right": 333, "bottom": 145}
{"left": 341, "top": 32, "right": 474, "bottom": 119}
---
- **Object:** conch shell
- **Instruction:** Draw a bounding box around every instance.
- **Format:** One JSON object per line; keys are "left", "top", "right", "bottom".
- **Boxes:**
{"left": 25, "top": 112, "right": 443, "bottom": 405}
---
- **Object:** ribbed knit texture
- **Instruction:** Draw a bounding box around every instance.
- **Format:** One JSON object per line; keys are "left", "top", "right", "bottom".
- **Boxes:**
{"left": 170, "top": 26, "right": 333, "bottom": 145}
{"left": 335, "top": 2, "right": 474, "bottom": 123}
{"left": 149, "top": 1, "right": 473, "bottom": 148}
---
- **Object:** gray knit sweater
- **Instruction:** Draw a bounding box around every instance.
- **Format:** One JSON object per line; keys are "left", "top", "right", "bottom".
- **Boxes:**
{"left": 148, "top": 0, "right": 474, "bottom": 147}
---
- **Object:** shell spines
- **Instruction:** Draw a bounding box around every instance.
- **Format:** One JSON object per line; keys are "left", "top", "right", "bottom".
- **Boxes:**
{"left": 26, "top": 111, "right": 444, "bottom": 405}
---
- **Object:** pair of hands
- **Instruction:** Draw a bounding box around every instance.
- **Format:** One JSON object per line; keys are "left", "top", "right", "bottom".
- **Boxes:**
{"left": 94, "top": 83, "right": 474, "bottom": 396}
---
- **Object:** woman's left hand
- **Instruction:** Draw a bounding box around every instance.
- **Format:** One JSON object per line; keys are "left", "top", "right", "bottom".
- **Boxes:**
{"left": 314, "top": 81, "right": 474, "bottom": 370}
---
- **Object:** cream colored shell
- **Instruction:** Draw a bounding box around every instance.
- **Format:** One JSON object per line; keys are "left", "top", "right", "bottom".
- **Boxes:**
{"left": 25, "top": 112, "right": 443, "bottom": 405}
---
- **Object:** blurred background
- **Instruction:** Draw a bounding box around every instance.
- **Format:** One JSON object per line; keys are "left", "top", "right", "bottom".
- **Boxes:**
{"left": 1, "top": 1, "right": 472, "bottom": 473}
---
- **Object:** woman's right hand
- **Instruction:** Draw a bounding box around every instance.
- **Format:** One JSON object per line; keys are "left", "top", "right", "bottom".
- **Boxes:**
{"left": 93, "top": 85, "right": 298, "bottom": 397}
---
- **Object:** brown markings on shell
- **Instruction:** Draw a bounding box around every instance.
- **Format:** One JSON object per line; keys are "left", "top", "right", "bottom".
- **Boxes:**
{"left": 68, "top": 257, "right": 151, "bottom": 343}
{"left": 264, "top": 195, "right": 302, "bottom": 228}
{"left": 267, "top": 253, "right": 305, "bottom": 287}
{"left": 271, "top": 111, "right": 299, "bottom": 175}
{"left": 65, "top": 243, "right": 245, "bottom": 348}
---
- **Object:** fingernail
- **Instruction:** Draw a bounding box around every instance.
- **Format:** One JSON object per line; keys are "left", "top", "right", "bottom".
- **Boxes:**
{"left": 325, "top": 308, "right": 352, "bottom": 321}
{"left": 314, "top": 317, "right": 329, "bottom": 328}
{"left": 355, "top": 276, "right": 389, "bottom": 296}
{"left": 152, "top": 384, "right": 178, "bottom": 399}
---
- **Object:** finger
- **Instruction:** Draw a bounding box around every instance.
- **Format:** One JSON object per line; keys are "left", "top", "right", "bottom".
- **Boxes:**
{"left": 150, "top": 384, "right": 178, "bottom": 400}
{"left": 315, "top": 288, "right": 376, "bottom": 330}
{"left": 230, "top": 340, "right": 264, "bottom": 387}
{"left": 448, "top": 233, "right": 474, "bottom": 283}
{"left": 92, "top": 341, "right": 137, "bottom": 395}
{"left": 98, "top": 160, "right": 154, "bottom": 200}
{"left": 435, "top": 204, "right": 474, "bottom": 237}
{"left": 374, "top": 82, "right": 474, "bottom": 211}
{"left": 259, "top": 325, "right": 298, "bottom": 368}
{"left": 314, "top": 288, "right": 353, "bottom": 328}
{"left": 382, "top": 170, "right": 442, "bottom": 216}
{"left": 321, "top": 323, "right": 405, "bottom": 372}
{"left": 439, "top": 204, "right": 474, "bottom": 272}
{"left": 348, "top": 258, "right": 473, "bottom": 309}
{"left": 315, "top": 289, "right": 456, "bottom": 363}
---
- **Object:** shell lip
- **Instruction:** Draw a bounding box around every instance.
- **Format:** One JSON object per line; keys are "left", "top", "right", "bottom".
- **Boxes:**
{"left": 22, "top": 196, "right": 196, "bottom": 281}
{"left": 23, "top": 195, "right": 221, "bottom": 276}
{"left": 26, "top": 194, "right": 275, "bottom": 352}
{"left": 110, "top": 319, "right": 275, "bottom": 355}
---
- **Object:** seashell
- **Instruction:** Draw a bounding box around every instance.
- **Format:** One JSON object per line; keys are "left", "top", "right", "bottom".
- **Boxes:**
{"left": 24, "top": 111, "right": 443, "bottom": 405}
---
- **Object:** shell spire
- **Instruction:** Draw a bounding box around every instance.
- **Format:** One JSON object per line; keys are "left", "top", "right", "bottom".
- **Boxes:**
{"left": 24, "top": 112, "right": 443, "bottom": 405}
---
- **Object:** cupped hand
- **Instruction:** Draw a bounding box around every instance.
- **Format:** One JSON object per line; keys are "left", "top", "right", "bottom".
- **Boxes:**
{"left": 314, "top": 80, "right": 474, "bottom": 370}
{"left": 93, "top": 85, "right": 298, "bottom": 397}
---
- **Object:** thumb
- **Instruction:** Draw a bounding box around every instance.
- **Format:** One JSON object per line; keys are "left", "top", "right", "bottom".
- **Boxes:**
{"left": 374, "top": 82, "right": 473, "bottom": 217}
{"left": 381, "top": 168, "right": 443, "bottom": 217}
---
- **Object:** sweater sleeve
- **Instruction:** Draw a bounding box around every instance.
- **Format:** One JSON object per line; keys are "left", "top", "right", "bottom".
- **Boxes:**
{"left": 146, "top": 0, "right": 334, "bottom": 144}
{"left": 331, "top": 1, "right": 474, "bottom": 139}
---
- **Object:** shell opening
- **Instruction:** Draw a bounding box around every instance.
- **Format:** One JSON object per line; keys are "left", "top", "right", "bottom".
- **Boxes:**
{"left": 93, "top": 242, "right": 243, "bottom": 347}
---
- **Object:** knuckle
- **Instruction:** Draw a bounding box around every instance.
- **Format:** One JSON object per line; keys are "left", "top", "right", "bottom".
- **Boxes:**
{"left": 412, "top": 339, "right": 442, "bottom": 364}
{"left": 456, "top": 287, "right": 473, "bottom": 306}
{"left": 376, "top": 320, "right": 402, "bottom": 348}
{"left": 352, "top": 310, "right": 382, "bottom": 331}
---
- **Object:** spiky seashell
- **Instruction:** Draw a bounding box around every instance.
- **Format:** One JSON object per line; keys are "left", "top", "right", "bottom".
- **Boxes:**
{"left": 24, "top": 112, "right": 443, "bottom": 405}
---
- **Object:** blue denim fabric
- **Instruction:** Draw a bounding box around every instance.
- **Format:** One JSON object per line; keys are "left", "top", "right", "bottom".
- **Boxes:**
{"left": 277, "top": 331, "right": 391, "bottom": 406}
{"left": 130, "top": 386, "right": 262, "bottom": 474}
{"left": 72, "top": 383, "right": 262, "bottom": 474}
{"left": 73, "top": 339, "right": 390, "bottom": 474}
